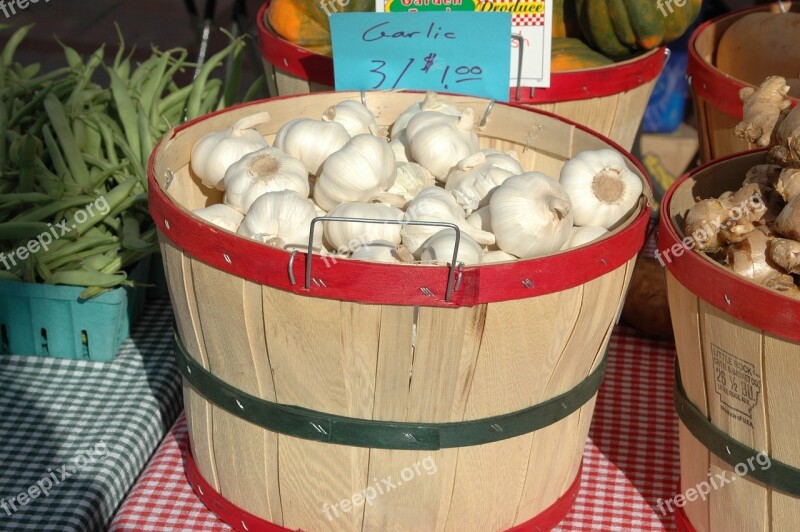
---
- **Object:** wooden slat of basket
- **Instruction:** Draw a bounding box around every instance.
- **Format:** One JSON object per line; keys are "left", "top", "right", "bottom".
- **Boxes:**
{"left": 191, "top": 262, "right": 282, "bottom": 522}
{"left": 444, "top": 291, "right": 581, "bottom": 531}
{"left": 363, "top": 306, "right": 485, "bottom": 532}
{"left": 607, "top": 81, "right": 658, "bottom": 152}
{"left": 763, "top": 335, "right": 800, "bottom": 527}
{"left": 666, "top": 272, "right": 710, "bottom": 528}
{"left": 262, "top": 288, "right": 378, "bottom": 531}
{"left": 699, "top": 302, "right": 768, "bottom": 532}
{"left": 161, "top": 238, "right": 220, "bottom": 491}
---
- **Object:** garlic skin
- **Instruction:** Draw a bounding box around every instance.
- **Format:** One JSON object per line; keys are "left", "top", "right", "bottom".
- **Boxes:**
{"left": 238, "top": 190, "right": 323, "bottom": 250}
{"left": 386, "top": 162, "right": 435, "bottom": 202}
{"left": 192, "top": 203, "right": 244, "bottom": 233}
{"left": 480, "top": 148, "right": 524, "bottom": 175}
{"left": 489, "top": 172, "right": 573, "bottom": 259}
{"left": 481, "top": 250, "right": 518, "bottom": 264}
{"left": 314, "top": 134, "right": 397, "bottom": 211}
{"left": 222, "top": 147, "right": 310, "bottom": 214}
{"left": 466, "top": 206, "right": 492, "bottom": 232}
{"left": 445, "top": 152, "right": 515, "bottom": 213}
{"left": 349, "top": 240, "right": 408, "bottom": 264}
{"left": 418, "top": 230, "right": 483, "bottom": 265}
{"left": 274, "top": 118, "right": 350, "bottom": 175}
{"left": 190, "top": 112, "right": 270, "bottom": 190}
{"left": 406, "top": 110, "right": 479, "bottom": 181}
{"left": 401, "top": 187, "right": 495, "bottom": 255}
{"left": 559, "top": 149, "right": 643, "bottom": 229}
{"left": 390, "top": 91, "right": 461, "bottom": 144}
{"left": 322, "top": 100, "right": 383, "bottom": 137}
{"left": 389, "top": 138, "right": 410, "bottom": 163}
{"left": 324, "top": 202, "right": 404, "bottom": 251}
{"left": 562, "top": 225, "right": 609, "bottom": 250}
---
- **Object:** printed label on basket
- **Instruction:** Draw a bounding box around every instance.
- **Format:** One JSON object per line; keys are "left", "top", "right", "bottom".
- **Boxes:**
{"left": 711, "top": 344, "right": 762, "bottom": 428}
{"left": 330, "top": 12, "right": 511, "bottom": 101}
{"left": 375, "top": 0, "right": 552, "bottom": 87}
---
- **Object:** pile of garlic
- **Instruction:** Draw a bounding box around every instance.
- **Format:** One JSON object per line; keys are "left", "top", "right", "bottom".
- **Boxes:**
{"left": 189, "top": 92, "right": 643, "bottom": 265}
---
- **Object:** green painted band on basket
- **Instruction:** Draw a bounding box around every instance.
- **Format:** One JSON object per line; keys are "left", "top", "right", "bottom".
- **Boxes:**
{"left": 174, "top": 329, "right": 607, "bottom": 450}
{"left": 674, "top": 363, "right": 800, "bottom": 496}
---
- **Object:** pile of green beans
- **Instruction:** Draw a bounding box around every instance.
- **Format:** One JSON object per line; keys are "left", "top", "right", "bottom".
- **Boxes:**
{"left": 0, "top": 25, "right": 258, "bottom": 299}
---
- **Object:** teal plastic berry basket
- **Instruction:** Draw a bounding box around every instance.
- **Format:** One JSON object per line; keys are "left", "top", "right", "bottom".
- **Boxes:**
{"left": 0, "top": 258, "right": 150, "bottom": 361}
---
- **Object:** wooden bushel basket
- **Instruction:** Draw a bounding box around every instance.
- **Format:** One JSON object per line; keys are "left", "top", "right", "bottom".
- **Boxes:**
{"left": 688, "top": 2, "right": 800, "bottom": 162}
{"left": 149, "top": 91, "right": 651, "bottom": 531}
{"left": 660, "top": 150, "right": 800, "bottom": 532}
{"left": 255, "top": 2, "right": 666, "bottom": 152}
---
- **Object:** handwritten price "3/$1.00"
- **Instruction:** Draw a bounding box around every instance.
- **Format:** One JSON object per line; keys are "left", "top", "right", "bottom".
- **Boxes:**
{"left": 361, "top": 21, "right": 484, "bottom": 90}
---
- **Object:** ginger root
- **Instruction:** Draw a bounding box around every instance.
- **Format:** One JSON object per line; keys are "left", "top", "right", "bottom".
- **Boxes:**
{"left": 769, "top": 105, "right": 800, "bottom": 167}
{"left": 734, "top": 76, "right": 792, "bottom": 147}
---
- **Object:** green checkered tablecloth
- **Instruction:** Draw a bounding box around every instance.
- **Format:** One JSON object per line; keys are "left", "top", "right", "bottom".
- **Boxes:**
{"left": 0, "top": 297, "right": 181, "bottom": 531}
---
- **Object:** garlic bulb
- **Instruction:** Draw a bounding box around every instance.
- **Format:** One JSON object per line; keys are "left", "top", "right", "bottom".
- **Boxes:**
{"left": 389, "top": 138, "right": 410, "bottom": 163}
{"left": 562, "top": 225, "right": 609, "bottom": 250}
{"left": 481, "top": 250, "right": 518, "bottom": 263}
{"left": 386, "top": 162, "right": 435, "bottom": 202}
{"left": 324, "top": 202, "right": 404, "bottom": 251}
{"left": 402, "top": 187, "right": 495, "bottom": 254}
{"left": 222, "top": 147, "right": 310, "bottom": 214}
{"left": 350, "top": 240, "right": 409, "bottom": 264}
{"left": 559, "top": 149, "right": 643, "bottom": 229}
{"left": 322, "top": 100, "right": 383, "bottom": 137}
{"left": 314, "top": 134, "right": 397, "bottom": 211}
{"left": 489, "top": 172, "right": 573, "bottom": 258}
{"left": 418, "top": 230, "right": 482, "bottom": 265}
{"left": 480, "top": 148, "right": 524, "bottom": 175}
{"left": 390, "top": 92, "right": 461, "bottom": 143}
{"left": 192, "top": 203, "right": 244, "bottom": 232}
{"left": 466, "top": 206, "right": 492, "bottom": 232}
{"left": 444, "top": 152, "right": 515, "bottom": 213}
{"left": 406, "top": 110, "right": 479, "bottom": 181}
{"left": 238, "top": 190, "right": 322, "bottom": 250}
{"left": 190, "top": 112, "right": 270, "bottom": 190}
{"left": 274, "top": 118, "right": 350, "bottom": 175}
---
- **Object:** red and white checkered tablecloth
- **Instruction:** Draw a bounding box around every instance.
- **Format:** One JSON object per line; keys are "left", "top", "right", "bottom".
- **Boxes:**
{"left": 109, "top": 325, "right": 680, "bottom": 532}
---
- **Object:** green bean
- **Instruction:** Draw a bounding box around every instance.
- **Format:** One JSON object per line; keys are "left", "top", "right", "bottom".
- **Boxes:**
{"left": 45, "top": 243, "right": 120, "bottom": 271}
{"left": 9, "top": 77, "right": 72, "bottom": 127}
{"left": 49, "top": 269, "right": 127, "bottom": 288}
{"left": 1, "top": 24, "right": 34, "bottom": 70}
{"left": 222, "top": 41, "right": 245, "bottom": 108}
{"left": 41, "top": 124, "right": 70, "bottom": 183}
{"left": 66, "top": 46, "right": 104, "bottom": 113}
{"left": 72, "top": 177, "right": 137, "bottom": 237}
{"left": 33, "top": 255, "right": 52, "bottom": 281}
{"left": 95, "top": 119, "right": 119, "bottom": 166}
{"left": 105, "top": 191, "right": 146, "bottom": 220}
{"left": 0, "top": 192, "right": 52, "bottom": 204}
{"left": 81, "top": 251, "right": 115, "bottom": 272}
{"left": 0, "top": 221, "right": 51, "bottom": 240}
{"left": 138, "top": 51, "right": 171, "bottom": 116}
{"left": 13, "top": 195, "right": 94, "bottom": 222}
{"left": 0, "top": 103, "right": 7, "bottom": 170}
{"left": 0, "top": 270, "right": 21, "bottom": 282}
{"left": 243, "top": 75, "right": 266, "bottom": 103}
{"left": 39, "top": 236, "right": 115, "bottom": 265}
{"left": 43, "top": 94, "right": 90, "bottom": 186}
{"left": 185, "top": 40, "right": 242, "bottom": 120}
{"left": 121, "top": 213, "right": 154, "bottom": 251}
{"left": 137, "top": 104, "right": 152, "bottom": 177}
{"left": 156, "top": 83, "right": 193, "bottom": 116}
{"left": 106, "top": 68, "right": 141, "bottom": 165}
{"left": 56, "top": 38, "right": 83, "bottom": 71}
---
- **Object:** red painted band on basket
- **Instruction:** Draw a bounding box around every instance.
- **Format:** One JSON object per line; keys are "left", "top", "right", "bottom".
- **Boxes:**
{"left": 184, "top": 445, "right": 582, "bottom": 531}
{"left": 658, "top": 149, "right": 800, "bottom": 344}
{"left": 674, "top": 504, "right": 696, "bottom": 532}
{"left": 256, "top": 3, "right": 665, "bottom": 104}
{"left": 148, "top": 96, "right": 650, "bottom": 308}
{"left": 687, "top": 4, "right": 799, "bottom": 122}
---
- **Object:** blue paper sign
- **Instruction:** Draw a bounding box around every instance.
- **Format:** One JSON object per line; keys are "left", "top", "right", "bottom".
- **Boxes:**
{"left": 330, "top": 12, "right": 511, "bottom": 102}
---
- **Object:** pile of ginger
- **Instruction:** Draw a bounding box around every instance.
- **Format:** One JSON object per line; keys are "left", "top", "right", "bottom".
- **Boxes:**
{"left": 684, "top": 76, "right": 800, "bottom": 298}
